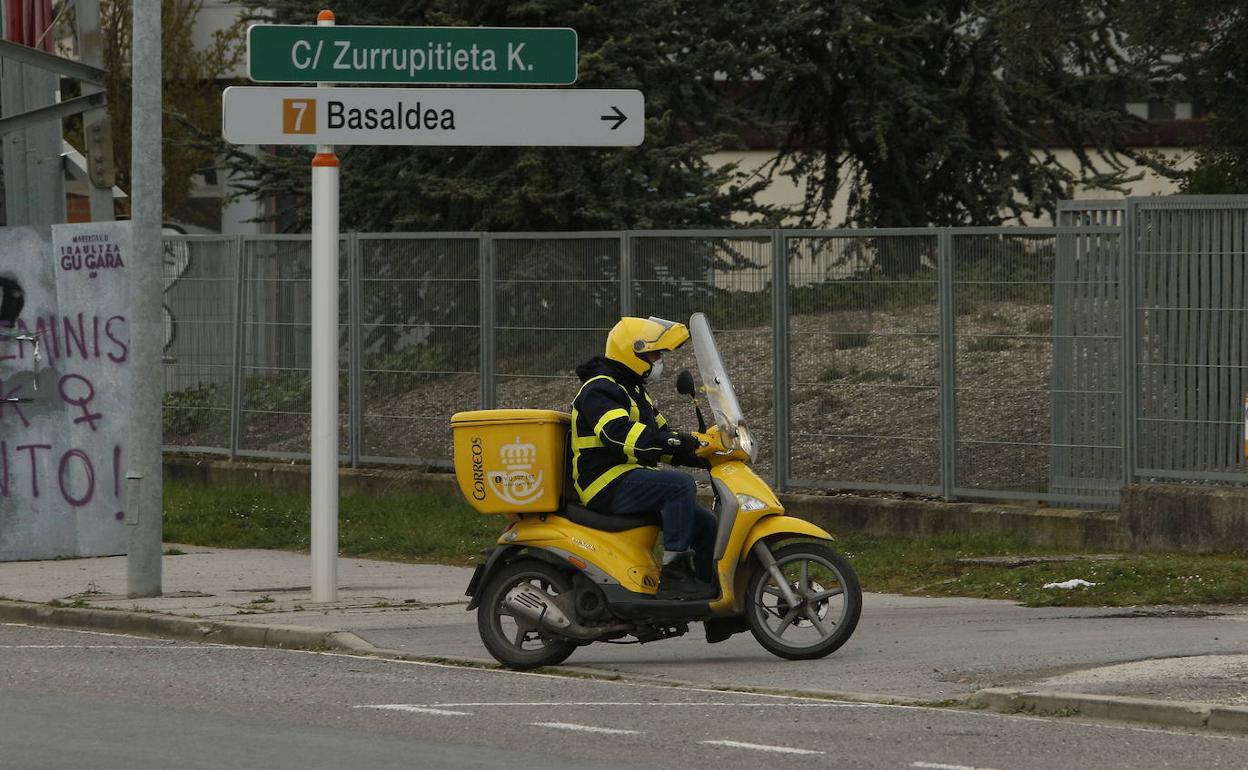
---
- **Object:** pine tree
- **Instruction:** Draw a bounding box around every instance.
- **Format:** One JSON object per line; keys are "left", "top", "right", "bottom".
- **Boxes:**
{"left": 750, "top": 0, "right": 1157, "bottom": 229}
{"left": 225, "top": 0, "right": 774, "bottom": 232}
{"left": 1122, "top": 0, "right": 1248, "bottom": 194}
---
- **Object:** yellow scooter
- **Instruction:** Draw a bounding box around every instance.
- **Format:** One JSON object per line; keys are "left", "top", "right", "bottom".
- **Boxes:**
{"left": 454, "top": 313, "right": 861, "bottom": 670}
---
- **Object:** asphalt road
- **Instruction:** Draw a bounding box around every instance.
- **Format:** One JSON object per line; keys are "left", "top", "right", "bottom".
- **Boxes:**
{"left": 2, "top": 624, "right": 1245, "bottom": 769}
{"left": 355, "top": 592, "right": 1248, "bottom": 702}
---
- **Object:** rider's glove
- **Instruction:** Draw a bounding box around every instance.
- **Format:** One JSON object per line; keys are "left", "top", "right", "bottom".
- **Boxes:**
{"left": 675, "top": 432, "right": 702, "bottom": 452}
{"left": 665, "top": 432, "right": 709, "bottom": 469}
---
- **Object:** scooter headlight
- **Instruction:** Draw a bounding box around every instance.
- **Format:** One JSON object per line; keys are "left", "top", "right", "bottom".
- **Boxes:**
{"left": 735, "top": 493, "right": 770, "bottom": 512}
{"left": 735, "top": 423, "right": 758, "bottom": 463}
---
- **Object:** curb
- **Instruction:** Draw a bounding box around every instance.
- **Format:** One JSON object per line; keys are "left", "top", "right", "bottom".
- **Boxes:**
{"left": 9, "top": 599, "right": 1247, "bottom": 734}
{"left": 0, "top": 600, "right": 374, "bottom": 654}
{"left": 0, "top": 598, "right": 935, "bottom": 708}
{"left": 970, "top": 687, "right": 1248, "bottom": 734}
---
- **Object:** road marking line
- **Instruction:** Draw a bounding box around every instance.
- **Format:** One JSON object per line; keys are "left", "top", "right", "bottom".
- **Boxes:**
{"left": 700, "top": 740, "right": 823, "bottom": 755}
{"left": 912, "top": 762, "right": 1003, "bottom": 770}
{"left": 356, "top": 704, "right": 472, "bottom": 716}
{"left": 0, "top": 644, "right": 206, "bottom": 649}
{"left": 532, "top": 722, "right": 640, "bottom": 735}
{"left": 2, "top": 624, "right": 183, "bottom": 641}
{"left": 430, "top": 701, "right": 863, "bottom": 708}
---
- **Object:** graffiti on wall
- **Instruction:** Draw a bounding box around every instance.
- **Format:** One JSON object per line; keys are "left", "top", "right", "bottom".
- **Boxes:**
{"left": 0, "top": 223, "right": 133, "bottom": 561}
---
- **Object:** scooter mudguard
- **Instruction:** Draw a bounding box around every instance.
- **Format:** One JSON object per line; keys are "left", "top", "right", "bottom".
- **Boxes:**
{"left": 464, "top": 545, "right": 518, "bottom": 611}
{"left": 742, "top": 515, "right": 834, "bottom": 556}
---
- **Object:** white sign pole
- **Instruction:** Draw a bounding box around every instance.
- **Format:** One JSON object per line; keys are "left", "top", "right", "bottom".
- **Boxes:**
{"left": 310, "top": 8, "right": 339, "bottom": 604}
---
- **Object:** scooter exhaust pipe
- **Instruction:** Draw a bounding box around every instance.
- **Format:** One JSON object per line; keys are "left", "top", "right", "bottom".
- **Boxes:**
{"left": 502, "top": 584, "right": 629, "bottom": 641}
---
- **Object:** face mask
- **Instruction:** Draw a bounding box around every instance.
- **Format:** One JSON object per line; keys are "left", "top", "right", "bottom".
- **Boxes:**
{"left": 647, "top": 359, "right": 664, "bottom": 380}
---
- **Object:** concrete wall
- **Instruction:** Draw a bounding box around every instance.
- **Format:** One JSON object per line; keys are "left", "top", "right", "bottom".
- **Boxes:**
{"left": 169, "top": 461, "right": 1248, "bottom": 554}
{"left": 164, "top": 457, "right": 1122, "bottom": 552}
{"left": 1121, "top": 483, "right": 1248, "bottom": 553}
{"left": 0, "top": 224, "right": 134, "bottom": 560}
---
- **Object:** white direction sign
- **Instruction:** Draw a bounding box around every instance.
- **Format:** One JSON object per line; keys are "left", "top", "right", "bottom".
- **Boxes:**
{"left": 221, "top": 86, "right": 644, "bottom": 146}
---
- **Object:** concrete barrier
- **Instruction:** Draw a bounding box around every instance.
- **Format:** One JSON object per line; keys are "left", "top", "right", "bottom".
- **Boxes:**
{"left": 1121, "top": 483, "right": 1248, "bottom": 553}
{"left": 782, "top": 493, "right": 1121, "bottom": 551}
{"left": 164, "top": 457, "right": 1123, "bottom": 551}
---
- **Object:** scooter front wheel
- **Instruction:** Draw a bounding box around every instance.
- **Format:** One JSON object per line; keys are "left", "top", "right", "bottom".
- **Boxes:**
{"left": 477, "top": 558, "right": 578, "bottom": 670}
{"left": 746, "top": 542, "right": 862, "bottom": 660}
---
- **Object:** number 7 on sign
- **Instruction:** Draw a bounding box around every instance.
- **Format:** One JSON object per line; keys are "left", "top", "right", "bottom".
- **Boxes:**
{"left": 283, "top": 99, "right": 317, "bottom": 134}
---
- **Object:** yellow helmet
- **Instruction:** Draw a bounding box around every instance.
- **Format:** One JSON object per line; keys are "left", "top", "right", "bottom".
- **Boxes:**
{"left": 604, "top": 316, "right": 690, "bottom": 376}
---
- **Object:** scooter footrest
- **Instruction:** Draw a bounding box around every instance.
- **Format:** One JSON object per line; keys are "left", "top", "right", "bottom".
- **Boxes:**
{"left": 606, "top": 598, "right": 715, "bottom": 621}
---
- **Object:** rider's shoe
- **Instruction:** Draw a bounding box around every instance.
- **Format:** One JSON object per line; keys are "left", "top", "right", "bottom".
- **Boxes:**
{"left": 704, "top": 615, "right": 749, "bottom": 643}
{"left": 657, "top": 556, "right": 717, "bottom": 601}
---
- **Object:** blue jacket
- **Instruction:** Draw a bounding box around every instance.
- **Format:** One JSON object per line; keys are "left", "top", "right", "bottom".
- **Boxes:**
{"left": 569, "top": 356, "right": 699, "bottom": 508}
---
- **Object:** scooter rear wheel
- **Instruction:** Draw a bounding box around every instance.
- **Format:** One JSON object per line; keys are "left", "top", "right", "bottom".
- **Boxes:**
{"left": 746, "top": 541, "right": 862, "bottom": 660}
{"left": 477, "top": 558, "right": 578, "bottom": 670}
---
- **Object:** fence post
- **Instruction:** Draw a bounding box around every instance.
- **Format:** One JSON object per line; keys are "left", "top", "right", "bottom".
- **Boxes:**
{"left": 348, "top": 232, "right": 362, "bottom": 468}
{"left": 228, "top": 235, "right": 246, "bottom": 460}
{"left": 480, "top": 232, "right": 496, "bottom": 410}
{"left": 771, "top": 229, "right": 790, "bottom": 490}
{"left": 619, "top": 230, "right": 633, "bottom": 317}
{"left": 1120, "top": 202, "right": 1138, "bottom": 489}
{"left": 1050, "top": 226, "right": 1076, "bottom": 493}
{"left": 937, "top": 229, "right": 957, "bottom": 501}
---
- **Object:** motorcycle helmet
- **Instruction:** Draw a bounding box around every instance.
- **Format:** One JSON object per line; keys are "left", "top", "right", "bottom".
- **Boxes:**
{"left": 604, "top": 316, "right": 689, "bottom": 376}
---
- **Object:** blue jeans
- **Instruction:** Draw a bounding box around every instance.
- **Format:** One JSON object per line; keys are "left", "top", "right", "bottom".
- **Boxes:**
{"left": 603, "top": 469, "right": 718, "bottom": 582}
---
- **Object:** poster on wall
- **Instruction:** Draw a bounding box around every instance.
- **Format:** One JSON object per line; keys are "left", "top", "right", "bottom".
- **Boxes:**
{"left": 0, "top": 222, "right": 133, "bottom": 561}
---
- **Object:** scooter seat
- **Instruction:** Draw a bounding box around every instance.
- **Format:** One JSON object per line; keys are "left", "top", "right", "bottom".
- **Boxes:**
{"left": 559, "top": 503, "right": 662, "bottom": 532}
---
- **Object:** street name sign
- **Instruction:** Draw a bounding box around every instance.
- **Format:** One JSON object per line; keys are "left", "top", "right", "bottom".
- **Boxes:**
{"left": 221, "top": 86, "right": 644, "bottom": 147}
{"left": 247, "top": 25, "right": 577, "bottom": 85}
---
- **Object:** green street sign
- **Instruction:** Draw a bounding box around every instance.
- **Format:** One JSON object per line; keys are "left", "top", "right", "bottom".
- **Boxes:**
{"left": 247, "top": 25, "right": 578, "bottom": 85}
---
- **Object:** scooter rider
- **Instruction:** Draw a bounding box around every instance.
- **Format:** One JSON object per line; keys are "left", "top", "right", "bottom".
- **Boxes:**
{"left": 570, "top": 316, "right": 717, "bottom": 601}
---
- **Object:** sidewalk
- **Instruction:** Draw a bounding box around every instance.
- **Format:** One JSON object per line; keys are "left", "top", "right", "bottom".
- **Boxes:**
{"left": 2, "top": 544, "right": 1247, "bottom": 732}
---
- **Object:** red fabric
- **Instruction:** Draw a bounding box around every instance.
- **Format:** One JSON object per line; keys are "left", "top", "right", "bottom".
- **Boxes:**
{"left": 6, "top": 0, "right": 55, "bottom": 52}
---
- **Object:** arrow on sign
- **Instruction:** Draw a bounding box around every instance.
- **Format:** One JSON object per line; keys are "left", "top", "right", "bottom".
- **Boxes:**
{"left": 600, "top": 105, "right": 627, "bottom": 130}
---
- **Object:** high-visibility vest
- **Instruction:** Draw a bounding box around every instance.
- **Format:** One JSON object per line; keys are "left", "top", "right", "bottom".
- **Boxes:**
{"left": 570, "top": 373, "right": 671, "bottom": 504}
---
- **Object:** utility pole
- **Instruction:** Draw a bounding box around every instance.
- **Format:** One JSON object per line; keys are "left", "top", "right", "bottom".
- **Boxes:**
{"left": 127, "top": 0, "right": 162, "bottom": 597}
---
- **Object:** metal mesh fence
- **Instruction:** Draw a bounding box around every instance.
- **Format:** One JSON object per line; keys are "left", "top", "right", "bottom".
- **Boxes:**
{"left": 1049, "top": 228, "right": 1125, "bottom": 501}
{"left": 1058, "top": 200, "right": 1125, "bottom": 228}
{"left": 632, "top": 232, "right": 776, "bottom": 480}
{"left": 785, "top": 231, "right": 942, "bottom": 493}
{"left": 951, "top": 229, "right": 1123, "bottom": 503}
{"left": 492, "top": 234, "right": 622, "bottom": 415}
{"left": 236, "top": 236, "right": 349, "bottom": 459}
{"left": 161, "top": 235, "right": 237, "bottom": 453}
{"left": 357, "top": 234, "right": 480, "bottom": 466}
{"left": 1133, "top": 199, "right": 1248, "bottom": 481}
{"left": 160, "top": 203, "right": 1248, "bottom": 505}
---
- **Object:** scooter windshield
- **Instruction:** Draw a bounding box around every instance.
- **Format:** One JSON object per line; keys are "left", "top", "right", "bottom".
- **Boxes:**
{"left": 689, "top": 312, "right": 754, "bottom": 460}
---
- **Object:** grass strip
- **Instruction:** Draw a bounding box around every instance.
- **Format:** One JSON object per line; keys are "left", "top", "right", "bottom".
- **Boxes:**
{"left": 164, "top": 477, "right": 500, "bottom": 565}
{"left": 841, "top": 532, "right": 1248, "bottom": 607}
{"left": 165, "top": 479, "right": 1248, "bottom": 607}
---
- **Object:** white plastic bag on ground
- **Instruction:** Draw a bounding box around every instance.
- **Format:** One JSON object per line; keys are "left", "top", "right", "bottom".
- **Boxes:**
{"left": 1043, "top": 578, "right": 1098, "bottom": 589}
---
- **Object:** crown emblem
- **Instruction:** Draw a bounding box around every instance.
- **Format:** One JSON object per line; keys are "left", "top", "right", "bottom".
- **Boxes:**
{"left": 500, "top": 436, "right": 536, "bottom": 469}
{"left": 488, "top": 437, "right": 544, "bottom": 506}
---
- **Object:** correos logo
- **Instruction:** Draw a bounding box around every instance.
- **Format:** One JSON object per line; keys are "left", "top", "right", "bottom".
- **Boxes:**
{"left": 470, "top": 437, "right": 486, "bottom": 501}
{"left": 488, "top": 436, "right": 544, "bottom": 506}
